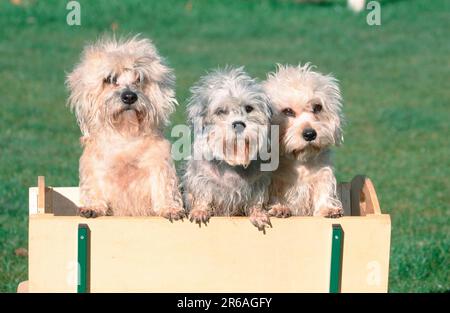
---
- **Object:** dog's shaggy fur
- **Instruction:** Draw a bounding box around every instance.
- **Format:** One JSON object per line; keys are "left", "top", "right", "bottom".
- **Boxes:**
{"left": 182, "top": 67, "right": 273, "bottom": 230}
{"left": 263, "top": 64, "right": 344, "bottom": 217}
{"left": 66, "top": 36, "right": 184, "bottom": 219}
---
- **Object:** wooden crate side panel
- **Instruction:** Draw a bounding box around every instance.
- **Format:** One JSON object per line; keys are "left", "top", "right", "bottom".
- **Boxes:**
{"left": 92, "top": 219, "right": 333, "bottom": 292}
{"left": 29, "top": 187, "right": 80, "bottom": 215}
{"left": 28, "top": 215, "right": 390, "bottom": 292}
{"left": 29, "top": 217, "right": 332, "bottom": 292}
{"left": 51, "top": 187, "right": 80, "bottom": 216}
{"left": 51, "top": 187, "right": 80, "bottom": 206}
{"left": 29, "top": 188, "right": 38, "bottom": 215}
{"left": 31, "top": 179, "right": 381, "bottom": 217}
{"left": 340, "top": 216, "right": 391, "bottom": 292}
{"left": 28, "top": 215, "right": 78, "bottom": 292}
{"left": 337, "top": 183, "right": 352, "bottom": 216}
{"left": 32, "top": 183, "right": 366, "bottom": 217}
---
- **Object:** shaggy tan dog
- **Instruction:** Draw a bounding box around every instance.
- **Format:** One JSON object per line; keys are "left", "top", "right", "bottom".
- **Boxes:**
{"left": 263, "top": 64, "right": 344, "bottom": 218}
{"left": 66, "top": 36, "right": 184, "bottom": 220}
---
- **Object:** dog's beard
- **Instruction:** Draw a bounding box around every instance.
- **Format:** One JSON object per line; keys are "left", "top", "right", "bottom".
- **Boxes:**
{"left": 222, "top": 134, "right": 251, "bottom": 167}
{"left": 282, "top": 124, "right": 335, "bottom": 161}
{"left": 201, "top": 124, "right": 268, "bottom": 167}
{"left": 103, "top": 94, "right": 153, "bottom": 135}
{"left": 112, "top": 107, "right": 144, "bottom": 122}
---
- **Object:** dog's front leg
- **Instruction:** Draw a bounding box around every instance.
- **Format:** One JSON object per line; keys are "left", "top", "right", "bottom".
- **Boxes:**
{"left": 151, "top": 163, "right": 185, "bottom": 222}
{"left": 78, "top": 147, "right": 112, "bottom": 218}
{"left": 79, "top": 179, "right": 111, "bottom": 218}
{"left": 248, "top": 187, "right": 272, "bottom": 231}
{"left": 311, "top": 168, "right": 343, "bottom": 218}
{"left": 268, "top": 181, "right": 293, "bottom": 217}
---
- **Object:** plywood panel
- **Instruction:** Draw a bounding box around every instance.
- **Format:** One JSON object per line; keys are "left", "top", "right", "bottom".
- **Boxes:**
{"left": 29, "top": 187, "right": 80, "bottom": 215}
{"left": 28, "top": 215, "right": 390, "bottom": 293}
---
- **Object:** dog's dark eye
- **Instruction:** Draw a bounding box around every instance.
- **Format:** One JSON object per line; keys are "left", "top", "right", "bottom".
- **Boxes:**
{"left": 245, "top": 105, "right": 254, "bottom": 113}
{"left": 104, "top": 75, "right": 117, "bottom": 85}
{"left": 282, "top": 108, "right": 296, "bottom": 117}
{"left": 215, "top": 108, "right": 227, "bottom": 116}
{"left": 313, "top": 104, "right": 323, "bottom": 114}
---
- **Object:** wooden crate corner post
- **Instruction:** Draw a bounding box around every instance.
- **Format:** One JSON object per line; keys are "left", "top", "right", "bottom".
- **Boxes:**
{"left": 37, "top": 176, "right": 53, "bottom": 214}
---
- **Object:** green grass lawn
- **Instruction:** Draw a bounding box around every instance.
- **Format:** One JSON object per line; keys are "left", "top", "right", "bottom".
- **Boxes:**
{"left": 0, "top": 0, "right": 448, "bottom": 292}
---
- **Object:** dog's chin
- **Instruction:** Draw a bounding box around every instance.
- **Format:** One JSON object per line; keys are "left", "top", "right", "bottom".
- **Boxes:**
{"left": 222, "top": 136, "right": 254, "bottom": 168}
{"left": 109, "top": 107, "right": 149, "bottom": 135}
{"left": 223, "top": 156, "right": 251, "bottom": 168}
{"left": 288, "top": 142, "right": 323, "bottom": 160}
{"left": 113, "top": 107, "right": 145, "bottom": 123}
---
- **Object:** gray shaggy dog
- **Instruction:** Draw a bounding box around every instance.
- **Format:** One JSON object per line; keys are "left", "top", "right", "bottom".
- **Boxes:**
{"left": 182, "top": 67, "right": 273, "bottom": 231}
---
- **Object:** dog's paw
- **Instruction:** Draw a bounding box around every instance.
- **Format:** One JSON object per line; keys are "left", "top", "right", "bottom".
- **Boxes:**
{"left": 315, "top": 207, "right": 344, "bottom": 218}
{"left": 249, "top": 209, "right": 272, "bottom": 232}
{"left": 79, "top": 206, "right": 107, "bottom": 218}
{"left": 268, "top": 206, "right": 292, "bottom": 218}
{"left": 160, "top": 207, "right": 186, "bottom": 222}
{"left": 189, "top": 208, "right": 210, "bottom": 226}
{"left": 327, "top": 207, "right": 344, "bottom": 218}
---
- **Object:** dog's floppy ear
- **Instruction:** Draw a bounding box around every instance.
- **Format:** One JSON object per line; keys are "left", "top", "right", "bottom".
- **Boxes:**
{"left": 140, "top": 59, "right": 177, "bottom": 128}
{"left": 66, "top": 64, "right": 95, "bottom": 138}
{"left": 132, "top": 38, "right": 178, "bottom": 128}
{"left": 260, "top": 92, "right": 274, "bottom": 122}
{"left": 186, "top": 90, "right": 208, "bottom": 132}
{"left": 334, "top": 119, "right": 344, "bottom": 146}
{"left": 186, "top": 73, "right": 212, "bottom": 131}
{"left": 322, "top": 73, "right": 344, "bottom": 146}
{"left": 65, "top": 40, "right": 107, "bottom": 138}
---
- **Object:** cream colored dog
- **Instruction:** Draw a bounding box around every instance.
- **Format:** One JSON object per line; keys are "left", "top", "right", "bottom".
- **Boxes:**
{"left": 66, "top": 36, "right": 184, "bottom": 220}
{"left": 263, "top": 64, "right": 344, "bottom": 217}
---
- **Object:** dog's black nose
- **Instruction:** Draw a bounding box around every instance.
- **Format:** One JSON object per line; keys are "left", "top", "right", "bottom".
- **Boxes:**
{"left": 121, "top": 90, "right": 138, "bottom": 105}
{"left": 232, "top": 121, "right": 246, "bottom": 133}
{"left": 302, "top": 128, "right": 317, "bottom": 141}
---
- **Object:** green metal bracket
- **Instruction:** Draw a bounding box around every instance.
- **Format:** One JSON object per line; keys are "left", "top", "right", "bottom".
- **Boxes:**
{"left": 329, "top": 224, "right": 344, "bottom": 293}
{"left": 77, "top": 224, "right": 90, "bottom": 293}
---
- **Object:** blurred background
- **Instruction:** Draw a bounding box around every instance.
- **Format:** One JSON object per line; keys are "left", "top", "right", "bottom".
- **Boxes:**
{"left": 0, "top": 0, "right": 448, "bottom": 292}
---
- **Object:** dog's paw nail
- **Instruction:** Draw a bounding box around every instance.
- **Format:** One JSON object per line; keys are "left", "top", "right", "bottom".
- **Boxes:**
{"left": 249, "top": 211, "right": 271, "bottom": 231}
{"left": 268, "top": 207, "right": 291, "bottom": 218}
{"left": 79, "top": 207, "right": 102, "bottom": 218}
{"left": 161, "top": 208, "right": 185, "bottom": 222}
{"left": 189, "top": 209, "right": 210, "bottom": 226}
{"left": 326, "top": 208, "right": 344, "bottom": 218}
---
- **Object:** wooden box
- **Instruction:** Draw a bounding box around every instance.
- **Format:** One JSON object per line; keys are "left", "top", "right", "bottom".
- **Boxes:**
{"left": 18, "top": 175, "right": 391, "bottom": 293}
